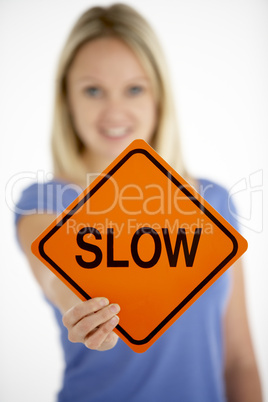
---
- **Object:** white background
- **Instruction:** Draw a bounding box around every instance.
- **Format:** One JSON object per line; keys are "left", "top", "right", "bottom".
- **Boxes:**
{"left": 1, "top": 0, "right": 267, "bottom": 401}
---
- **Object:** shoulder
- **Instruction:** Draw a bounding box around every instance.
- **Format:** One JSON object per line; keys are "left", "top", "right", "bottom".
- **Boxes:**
{"left": 14, "top": 179, "right": 83, "bottom": 226}
{"left": 197, "top": 178, "right": 228, "bottom": 203}
{"left": 196, "top": 177, "right": 239, "bottom": 231}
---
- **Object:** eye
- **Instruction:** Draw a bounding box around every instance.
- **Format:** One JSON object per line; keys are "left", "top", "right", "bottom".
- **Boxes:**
{"left": 127, "top": 85, "right": 144, "bottom": 96}
{"left": 84, "top": 86, "right": 103, "bottom": 98}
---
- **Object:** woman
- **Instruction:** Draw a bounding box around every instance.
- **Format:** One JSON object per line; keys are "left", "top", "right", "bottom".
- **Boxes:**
{"left": 15, "top": 4, "right": 262, "bottom": 401}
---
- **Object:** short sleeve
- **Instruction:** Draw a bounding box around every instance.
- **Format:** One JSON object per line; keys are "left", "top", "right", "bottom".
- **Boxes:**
{"left": 198, "top": 178, "right": 241, "bottom": 233}
{"left": 14, "top": 179, "right": 83, "bottom": 227}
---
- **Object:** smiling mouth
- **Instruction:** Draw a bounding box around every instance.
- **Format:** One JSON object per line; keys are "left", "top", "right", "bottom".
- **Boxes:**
{"left": 101, "top": 127, "right": 131, "bottom": 139}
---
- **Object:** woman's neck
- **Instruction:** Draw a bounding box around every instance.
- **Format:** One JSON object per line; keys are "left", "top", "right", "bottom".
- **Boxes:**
{"left": 81, "top": 149, "right": 115, "bottom": 177}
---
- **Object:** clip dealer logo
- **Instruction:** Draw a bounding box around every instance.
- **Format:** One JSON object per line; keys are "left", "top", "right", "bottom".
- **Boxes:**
{"left": 31, "top": 140, "right": 248, "bottom": 352}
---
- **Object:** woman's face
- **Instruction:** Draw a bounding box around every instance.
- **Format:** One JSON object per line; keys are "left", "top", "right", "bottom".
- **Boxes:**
{"left": 67, "top": 37, "right": 158, "bottom": 169}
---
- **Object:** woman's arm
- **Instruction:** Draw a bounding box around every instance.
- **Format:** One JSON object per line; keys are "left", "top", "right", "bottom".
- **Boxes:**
{"left": 17, "top": 214, "right": 120, "bottom": 351}
{"left": 224, "top": 259, "right": 263, "bottom": 402}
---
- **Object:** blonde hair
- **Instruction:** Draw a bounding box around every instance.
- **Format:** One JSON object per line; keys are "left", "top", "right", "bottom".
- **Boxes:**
{"left": 51, "top": 3, "right": 187, "bottom": 185}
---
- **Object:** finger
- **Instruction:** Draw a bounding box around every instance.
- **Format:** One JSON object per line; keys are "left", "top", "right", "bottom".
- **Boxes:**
{"left": 84, "top": 315, "right": 120, "bottom": 350}
{"left": 97, "top": 331, "right": 119, "bottom": 351}
{"left": 62, "top": 297, "right": 109, "bottom": 328}
{"left": 71, "top": 303, "right": 120, "bottom": 342}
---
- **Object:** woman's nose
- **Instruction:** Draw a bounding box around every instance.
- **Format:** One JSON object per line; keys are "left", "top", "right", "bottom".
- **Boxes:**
{"left": 101, "top": 94, "right": 128, "bottom": 121}
{"left": 104, "top": 92, "right": 128, "bottom": 110}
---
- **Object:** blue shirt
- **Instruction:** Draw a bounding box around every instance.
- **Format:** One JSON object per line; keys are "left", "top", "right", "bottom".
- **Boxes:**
{"left": 15, "top": 178, "right": 239, "bottom": 402}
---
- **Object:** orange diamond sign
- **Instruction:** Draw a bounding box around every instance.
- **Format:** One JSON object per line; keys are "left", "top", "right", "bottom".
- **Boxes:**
{"left": 31, "top": 139, "right": 248, "bottom": 352}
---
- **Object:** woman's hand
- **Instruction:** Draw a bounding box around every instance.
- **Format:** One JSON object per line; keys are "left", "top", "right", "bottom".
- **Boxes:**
{"left": 17, "top": 214, "right": 120, "bottom": 352}
{"left": 62, "top": 297, "right": 120, "bottom": 351}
